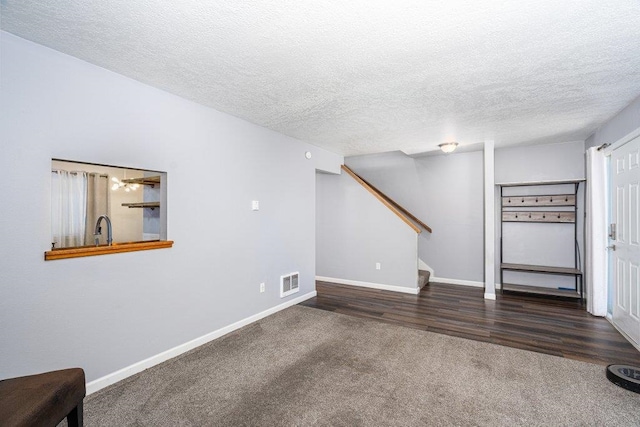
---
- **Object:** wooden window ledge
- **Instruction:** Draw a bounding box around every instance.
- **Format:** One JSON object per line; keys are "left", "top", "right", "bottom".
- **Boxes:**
{"left": 45, "top": 240, "right": 173, "bottom": 261}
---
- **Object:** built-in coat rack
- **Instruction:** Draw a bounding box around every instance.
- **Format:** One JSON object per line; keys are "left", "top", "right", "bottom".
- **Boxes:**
{"left": 498, "top": 179, "right": 584, "bottom": 302}
{"left": 502, "top": 211, "right": 575, "bottom": 223}
{"left": 502, "top": 193, "right": 576, "bottom": 223}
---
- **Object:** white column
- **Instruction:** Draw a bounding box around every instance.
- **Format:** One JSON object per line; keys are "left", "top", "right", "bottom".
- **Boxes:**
{"left": 484, "top": 140, "right": 496, "bottom": 300}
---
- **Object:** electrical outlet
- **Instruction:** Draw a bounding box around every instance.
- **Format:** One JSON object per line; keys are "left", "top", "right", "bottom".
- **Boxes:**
{"left": 252, "top": 200, "right": 260, "bottom": 211}
{"left": 260, "top": 282, "right": 265, "bottom": 293}
{"left": 376, "top": 262, "right": 381, "bottom": 270}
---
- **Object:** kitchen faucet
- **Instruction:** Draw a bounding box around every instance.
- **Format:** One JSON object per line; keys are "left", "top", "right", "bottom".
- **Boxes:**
{"left": 94, "top": 215, "right": 113, "bottom": 246}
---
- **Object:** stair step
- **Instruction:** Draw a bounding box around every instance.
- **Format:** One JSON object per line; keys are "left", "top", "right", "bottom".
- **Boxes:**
{"left": 418, "top": 269, "right": 430, "bottom": 288}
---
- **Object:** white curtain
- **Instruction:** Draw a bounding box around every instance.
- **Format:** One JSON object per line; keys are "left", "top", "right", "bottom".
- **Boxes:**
{"left": 51, "top": 170, "right": 88, "bottom": 248}
{"left": 84, "top": 173, "right": 109, "bottom": 245}
{"left": 585, "top": 147, "right": 607, "bottom": 316}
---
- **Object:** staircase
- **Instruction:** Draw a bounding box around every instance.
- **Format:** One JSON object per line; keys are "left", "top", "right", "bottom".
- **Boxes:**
{"left": 418, "top": 270, "right": 430, "bottom": 288}
{"left": 340, "top": 164, "right": 433, "bottom": 293}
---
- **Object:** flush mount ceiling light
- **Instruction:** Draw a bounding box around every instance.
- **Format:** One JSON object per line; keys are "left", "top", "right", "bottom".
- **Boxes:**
{"left": 438, "top": 142, "right": 459, "bottom": 153}
{"left": 111, "top": 176, "right": 140, "bottom": 192}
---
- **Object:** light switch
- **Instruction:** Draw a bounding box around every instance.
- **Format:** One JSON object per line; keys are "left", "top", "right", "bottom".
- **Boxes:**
{"left": 252, "top": 200, "right": 259, "bottom": 211}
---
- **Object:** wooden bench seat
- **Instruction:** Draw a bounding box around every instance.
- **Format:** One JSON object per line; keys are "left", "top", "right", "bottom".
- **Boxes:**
{"left": 0, "top": 368, "right": 85, "bottom": 427}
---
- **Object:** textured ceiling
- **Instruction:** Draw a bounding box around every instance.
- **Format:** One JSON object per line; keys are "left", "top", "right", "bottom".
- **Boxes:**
{"left": 3, "top": 0, "right": 640, "bottom": 155}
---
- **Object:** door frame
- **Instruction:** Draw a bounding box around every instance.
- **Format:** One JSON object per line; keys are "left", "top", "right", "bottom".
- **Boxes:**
{"left": 601, "top": 126, "right": 640, "bottom": 351}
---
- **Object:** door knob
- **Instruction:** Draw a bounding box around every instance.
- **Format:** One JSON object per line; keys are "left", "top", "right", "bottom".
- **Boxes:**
{"left": 607, "top": 244, "right": 616, "bottom": 251}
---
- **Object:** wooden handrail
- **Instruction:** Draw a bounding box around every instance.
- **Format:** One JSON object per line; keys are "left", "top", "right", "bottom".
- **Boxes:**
{"left": 341, "top": 165, "right": 420, "bottom": 233}
{"left": 345, "top": 166, "right": 433, "bottom": 233}
{"left": 341, "top": 165, "right": 432, "bottom": 234}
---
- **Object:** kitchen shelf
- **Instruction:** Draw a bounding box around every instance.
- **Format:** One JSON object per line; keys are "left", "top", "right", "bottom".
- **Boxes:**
{"left": 121, "top": 176, "right": 160, "bottom": 187}
{"left": 121, "top": 202, "right": 160, "bottom": 209}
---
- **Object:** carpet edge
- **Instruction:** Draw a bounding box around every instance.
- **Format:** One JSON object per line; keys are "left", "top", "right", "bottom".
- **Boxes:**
{"left": 86, "top": 290, "right": 317, "bottom": 395}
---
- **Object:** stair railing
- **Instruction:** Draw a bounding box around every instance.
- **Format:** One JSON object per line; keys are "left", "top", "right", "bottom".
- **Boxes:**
{"left": 341, "top": 165, "right": 432, "bottom": 234}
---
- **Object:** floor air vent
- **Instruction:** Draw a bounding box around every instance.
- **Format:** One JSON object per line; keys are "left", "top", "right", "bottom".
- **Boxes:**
{"left": 281, "top": 272, "right": 299, "bottom": 298}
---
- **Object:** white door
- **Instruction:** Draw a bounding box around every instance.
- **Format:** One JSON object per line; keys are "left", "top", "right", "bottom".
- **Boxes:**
{"left": 610, "top": 135, "right": 640, "bottom": 345}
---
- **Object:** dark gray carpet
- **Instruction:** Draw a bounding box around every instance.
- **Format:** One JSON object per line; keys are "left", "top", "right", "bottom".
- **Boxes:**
{"left": 82, "top": 305, "right": 640, "bottom": 426}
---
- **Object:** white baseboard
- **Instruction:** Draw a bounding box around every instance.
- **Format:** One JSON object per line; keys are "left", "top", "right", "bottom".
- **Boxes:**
{"left": 484, "top": 292, "right": 497, "bottom": 300}
{"left": 86, "top": 291, "right": 317, "bottom": 395}
{"left": 316, "top": 276, "right": 420, "bottom": 295}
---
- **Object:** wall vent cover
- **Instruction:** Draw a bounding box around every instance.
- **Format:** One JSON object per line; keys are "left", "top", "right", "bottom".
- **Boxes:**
{"left": 281, "top": 272, "right": 299, "bottom": 298}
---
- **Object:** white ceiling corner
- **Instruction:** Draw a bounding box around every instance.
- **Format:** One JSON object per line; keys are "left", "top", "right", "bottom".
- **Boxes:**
{"left": 2, "top": 0, "right": 640, "bottom": 156}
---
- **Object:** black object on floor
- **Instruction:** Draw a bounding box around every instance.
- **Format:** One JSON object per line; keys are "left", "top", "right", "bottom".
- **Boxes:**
{"left": 606, "top": 364, "right": 640, "bottom": 393}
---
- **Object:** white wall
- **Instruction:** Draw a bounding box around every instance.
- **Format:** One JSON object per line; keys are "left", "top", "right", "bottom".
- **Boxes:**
{"left": 316, "top": 171, "right": 418, "bottom": 290}
{"left": 346, "top": 150, "right": 485, "bottom": 284}
{"left": 495, "top": 141, "right": 586, "bottom": 289}
{"left": 0, "top": 32, "right": 342, "bottom": 384}
{"left": 495, "top": 140, "right": 586, "bottom": 183}
{"left": 585, "top": 94, "right": 640, "bottom": 149}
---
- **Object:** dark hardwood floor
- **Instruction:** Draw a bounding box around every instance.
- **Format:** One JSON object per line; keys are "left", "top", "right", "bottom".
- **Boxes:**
{"left": 301, "top": 281, "right": 640, "bottom": 366}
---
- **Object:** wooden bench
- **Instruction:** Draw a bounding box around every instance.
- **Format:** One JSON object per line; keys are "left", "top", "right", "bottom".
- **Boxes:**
{"left": 0, "top": 368, "right": 85, "bottom": 427}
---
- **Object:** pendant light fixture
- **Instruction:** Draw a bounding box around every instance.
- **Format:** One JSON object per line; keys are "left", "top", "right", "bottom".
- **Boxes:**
{"left": 111, "top": 176, "right": 140, "bottom": 192}
{"left": 438, "top": 142, "right": 459, "bottom": 153}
